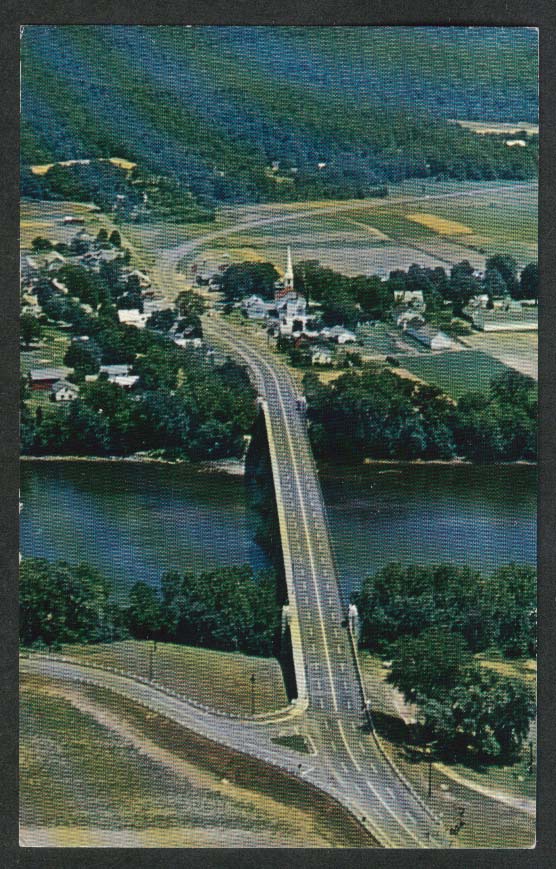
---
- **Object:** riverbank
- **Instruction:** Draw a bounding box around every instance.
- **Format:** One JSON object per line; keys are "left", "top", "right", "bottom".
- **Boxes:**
{"left": 20, "top": 454, "right": 536, "bottom": 473}
{"left": 20, "top": 454, "right": 246, "bottom": 475}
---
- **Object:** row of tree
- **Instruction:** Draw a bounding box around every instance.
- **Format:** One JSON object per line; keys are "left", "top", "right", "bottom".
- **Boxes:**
{"left": 19, "top": 557, "right": 280, "bottom": 658}
{"left": 355, "top": 561, "right": 536, "bottom": 659}
{"left": 302, "top": 367, "right": 537, "bottom": 463}
{"left": 387, "top": 628, "right": 535, "bottom": 762}
{"left": 216, "top": 255, "right": 538, "bottom": 332}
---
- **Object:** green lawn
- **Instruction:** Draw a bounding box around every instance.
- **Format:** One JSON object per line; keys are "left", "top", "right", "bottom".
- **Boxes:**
{"left": 400, "top": 349, "right": 510, "bottom": 398}
{"left": 54, "top": 639, "right": 289, "bottom": 716}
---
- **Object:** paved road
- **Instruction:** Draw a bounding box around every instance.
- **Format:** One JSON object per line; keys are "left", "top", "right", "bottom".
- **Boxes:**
{"left": 200, "top": 318, "right": 449, "bottom": 848}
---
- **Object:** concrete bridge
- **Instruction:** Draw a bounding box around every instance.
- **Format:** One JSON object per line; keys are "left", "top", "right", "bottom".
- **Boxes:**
{"left": 201, "top": 316, "right": 450, "bottom": 847}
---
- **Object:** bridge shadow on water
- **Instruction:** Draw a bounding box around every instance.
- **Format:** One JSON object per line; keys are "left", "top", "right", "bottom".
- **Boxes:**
{"left": 245, "top": 409, "right": 298, "bottom": 702}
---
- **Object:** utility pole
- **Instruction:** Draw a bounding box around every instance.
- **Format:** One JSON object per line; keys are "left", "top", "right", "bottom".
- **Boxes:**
{"left": 148, "top": 639, "right": 157, "bottom": 681}
{"left": 250, "top": 672, "right": 256, "bottom": 715}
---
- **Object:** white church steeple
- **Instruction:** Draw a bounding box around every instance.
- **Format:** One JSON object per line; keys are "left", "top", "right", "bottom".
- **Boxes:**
{"left": 284, "top": 245, "right": 294, "bottom": 291}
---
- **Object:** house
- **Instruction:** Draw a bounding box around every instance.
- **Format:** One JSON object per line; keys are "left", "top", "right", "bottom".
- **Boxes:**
{"left": 393, "top": 289, "right": 425, "bottom": 309}
{"left": 242, "top": 295, "right": 271, "bottom": 320}
{"left": 63, "top": 216, "right": 85, "bottom": 225}
{"left": 320, "top": 325, "right": 357, "bottom": 344}
{"left": 310, "top": 346, "right": 333, "bottom": 366}
{"left": 99, "top": 365, "right": 139, "bottom": 388}
{"left": 28, "top": 368, "right": 67, "bottom": 390}
{"left": 100, "top": 364, "right": 131, "bottom": 377}
{"left": 50, "top": 379, "right": 79, "bottom": 402}
{"left": 117, "top": 309, "right": 149, "bottom": 328}
{"left": 126, "top": 269, "right": 151, "bottom": 288}
{"left": 173, "top": 336, "right": 203, "bottom": 349}
{"left": 406, "top": 325, "right": 453, "bottom": 350}
{"left": 466, "top": 294, "right": 490, "bottom": 309}
{"left": 396, "top": 310, "right": 425, "bottom": 328}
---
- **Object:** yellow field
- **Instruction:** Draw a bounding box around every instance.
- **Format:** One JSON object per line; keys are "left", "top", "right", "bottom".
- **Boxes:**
{"left": 345, "top": 218, "right": 390, "bottom": 241}
{"left": 30, "top": 157, "right": 137, "bottom": 175}
{"left": 407, "top": 213, "right": 473, "bottom": 235}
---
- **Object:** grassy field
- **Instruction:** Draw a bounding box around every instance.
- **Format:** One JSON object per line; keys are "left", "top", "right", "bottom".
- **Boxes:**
{"left": 20, "top": 673, "right": 372, "bottom": 847}
{"left": 359, "top": 651, "right": 536, "bottom": 848}
{"left": 162, "top": 181, "right": 537, "bottom": 281}
{"left": 55, "top": 640, "right": 289, "bottom": 716}
{"left": 462, "top": 331, "right": 538, "bottom": 380}
{"left": 399, "top": 349, "right": 511, "bottom": 398}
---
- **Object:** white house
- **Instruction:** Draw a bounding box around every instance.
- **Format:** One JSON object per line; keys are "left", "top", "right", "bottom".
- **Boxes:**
{"left": 50, "top": 379, "right": 79, "bottom": 402}
{"left": 310, "top": 346, "right": 333, "bottom": 366}
{"left": 406, "top": 325, "right": 453, "bottom": 350}
{"left": 117, "top": 309, "right": 149, "bottom": 328}
{"left": 393, "top": 289, "right": 426, "bottom": 309}
{"left": 173, "top": 336, "right": 203, "bottom": 349}
{"left": 321, "top": 325, "right": 357, "bottom": 344}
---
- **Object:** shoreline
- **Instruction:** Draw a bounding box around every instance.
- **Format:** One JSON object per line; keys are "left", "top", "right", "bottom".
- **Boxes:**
{"left": 20, "top": 454, "right": 536, "bottom": 474}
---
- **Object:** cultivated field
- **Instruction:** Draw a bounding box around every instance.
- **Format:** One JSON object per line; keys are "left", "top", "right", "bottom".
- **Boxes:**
{"left": 462, "top": 331, "right": 538, "bottom": 380}
{"left": 20, "top": 673, "right": 369, "bottom": 848}
{"left": 157, "top": 180, "right": 537, "bottom": 280}
{"left": 399, "top": 350, "right": 511, "bottom": 399}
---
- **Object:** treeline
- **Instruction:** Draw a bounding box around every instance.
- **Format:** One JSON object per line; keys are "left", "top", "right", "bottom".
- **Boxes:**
{"left": 21, "top": 161, "right": 214, "bottom": 224}
{"left": 355, "top": 561, "right": 536, "bottom": 761}
{"left": 21, "top": 27, "right": 537, "bottom": 212}
{"left": 291, "top": 255, "right": 538, "bottom": 330}
{"left": 355, "top": 562, "right": 536, "bottom": 659}
{"left": 19, "top": 557, "right": 279, "bottom": 657}
{"left": 303, "top": 367, "right": 537, "bottom": 463}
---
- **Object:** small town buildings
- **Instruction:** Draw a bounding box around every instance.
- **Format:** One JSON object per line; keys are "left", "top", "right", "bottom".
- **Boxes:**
{"left": 117, "top": 309, "right": 149, "bottom": 328}
{"left": 173, "top": 336, "right": 203, "bottom": 349}
{"left": 50, "top": 379, "right": 79, "bottom": 402}
{"left": 406, "top": 325, "right": 453, "bottom": 350}
{"left": 396, "top": 310, "right": 425, "bottom": 328}
{"left": 98, "top": 365, "right": 139, "bottom": 388}
{"left": 242, "top": 295, "right": 272, "bottom": 320}
{"left": 28, "top": 368, "right": 68, "bottom": 390}
{"left": 275, "top": 247, "right": 314, "bottom": 336}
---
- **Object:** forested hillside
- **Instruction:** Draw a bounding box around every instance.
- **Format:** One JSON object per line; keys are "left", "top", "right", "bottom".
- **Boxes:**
{"left": 21, "top": 27, "right": 538, "bottom": 215}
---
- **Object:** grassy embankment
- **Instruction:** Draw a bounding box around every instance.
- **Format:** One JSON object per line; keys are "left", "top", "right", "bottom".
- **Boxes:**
{"left": 49, "top": 639, "right": 288, "bottom": 716}
{"left": 20, "top": 672, "right": 374, "bottom": 848}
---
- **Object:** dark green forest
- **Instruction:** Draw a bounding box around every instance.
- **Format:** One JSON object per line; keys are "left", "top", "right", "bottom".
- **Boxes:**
{"left": 21, "top": 27, "right": 538, "bottom": 218}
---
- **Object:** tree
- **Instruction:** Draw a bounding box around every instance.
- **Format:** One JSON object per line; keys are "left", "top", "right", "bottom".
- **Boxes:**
{"left": 127, "top": 581, "right": 162, "bottom": 640}
{"left": 420, "top": 668, "right": 535, "bottom": 761}
{"left": 63, "top": 340, "right": 101, "bottom": 376}
{"left": 519, "top": 262, "right": 538, "bottom": 302}
{"left": 96, "top": 228, "right": 109, "bottom": 247}
{"left": 20, "top": 313, "right": 42, "bottom": 347}
{"left": 175, "top": 289, "right": 206, "bottom": 318}
{"left": 220, "top": 262, "right": 279, "bottom": 302}
{"left": 20, "top": 557, "right": 112, "bottom": 648}
{"left": 31, "top": 236, "right": 53, "bottom": 252}
{"left": 109, "top": 229, "right": 122, "bottom": 247}
{"left": 483, "top": 267, "right": 507, "bottom": 300}
{"left": 486, "top": 254, "right": 519, "bottom": 297}
{"left": 146, "top": 308, "right": 176, "bottom": 332}
{"left": 388, "top": 628, "right": 473, "bottom": 701}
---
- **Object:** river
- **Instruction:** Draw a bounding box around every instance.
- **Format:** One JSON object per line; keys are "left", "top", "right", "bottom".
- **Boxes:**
{"left": 20, "top": 460, "right": 536, "bottom": 600}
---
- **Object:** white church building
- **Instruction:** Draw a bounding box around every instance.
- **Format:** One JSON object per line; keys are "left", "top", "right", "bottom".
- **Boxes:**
{"left": 275, "top": 247, "right": 316, "bottom": 337}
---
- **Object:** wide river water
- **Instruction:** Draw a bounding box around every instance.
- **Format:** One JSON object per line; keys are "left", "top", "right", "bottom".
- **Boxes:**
{"left": 20, "top": 460, "right": 536, "bottom": 601}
